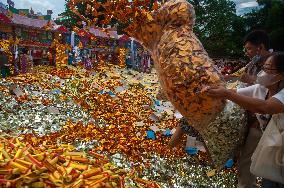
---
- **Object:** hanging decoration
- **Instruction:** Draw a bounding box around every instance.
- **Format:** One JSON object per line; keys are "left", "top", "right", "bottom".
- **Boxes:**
{"left": 118, "top": 48, "right": 126, "bottom": 68}
{"left": 78, "top": 41, "right": 83, "bottom": 49}
{"left": 0, "top": 39, "right": 13, "bottom": 63}
{"left": 50, "top": 39, "right": 70, "bottom": 67}
{"left": 0, "top": 39, "right": 14, "bottom": 75}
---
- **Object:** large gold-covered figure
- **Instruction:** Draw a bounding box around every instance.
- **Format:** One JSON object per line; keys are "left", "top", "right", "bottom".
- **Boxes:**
{"left": 130, "top": 0, "right": 225, "bottom": 127}
{"left": 128, "top": 0, "right": 247, "bottom": 167}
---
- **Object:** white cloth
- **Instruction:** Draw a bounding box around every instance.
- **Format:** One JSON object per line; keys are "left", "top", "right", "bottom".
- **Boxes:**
{"left": 238, "top": 84, "right": 269, "bottom": 129}
{"left": 237, "top": 84, "right": 284, "bottom": 184}
{"left": 237, "top": 84, "right": 284, "bottom": 131}
{"left": 28, "top": 55, "right": 33, "bottom": 62}
{"left": 250, "top": 114, "right": 284, "bottom": 184}
{"left": 237, "top": 84, "right": 268, "bottom": 99}
{"left": 271, "top": 88, "right": 284, "bottom": 131}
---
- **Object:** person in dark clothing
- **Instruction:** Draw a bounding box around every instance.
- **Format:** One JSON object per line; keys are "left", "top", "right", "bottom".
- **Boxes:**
{"left": 0, "top": 48, "right": 10, "bottom": 78}
{"left": 241, "top": 30, "right": 272, "bottom": 85}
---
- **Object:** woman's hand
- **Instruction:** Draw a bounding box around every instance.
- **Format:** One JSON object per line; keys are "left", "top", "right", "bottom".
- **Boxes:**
{"left": 240, "top": 73, "right": 256, "bottom": 84}
{"left": 206, "top": 86, "right": 229, "bottom": 98}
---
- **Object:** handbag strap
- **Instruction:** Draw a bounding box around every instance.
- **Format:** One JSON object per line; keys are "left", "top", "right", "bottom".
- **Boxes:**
{"left": 260, "top": 91, "right": 272, "bottom": 131}
{"left": 263, "top": 83, "right": 283, "bottom": 131}
{"left": 262, "top": 115, "right": 272, "bottom": 131}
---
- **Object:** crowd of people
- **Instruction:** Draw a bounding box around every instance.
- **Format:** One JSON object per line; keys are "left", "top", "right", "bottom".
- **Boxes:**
{"left": 213, "top": 58, "right": 246, "bottom": 75}
{"left": 0, "top": 46, "right": 153, "bottom": 78}
{"left": 169, "top": 30, "right": 284, "bottom": 188}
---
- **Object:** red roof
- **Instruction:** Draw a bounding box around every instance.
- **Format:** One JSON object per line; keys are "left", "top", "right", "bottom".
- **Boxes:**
{"left": 0, "top": 13, "right": 11, "bottom": 24}
{"left": 77, "top": 29, "right": 91, "bottom": 37}
{"left": 119, "top": 34, "right": 130, "bottom": 42}
{"left": 56, "top": 25, "right": 69, "bottom": 33}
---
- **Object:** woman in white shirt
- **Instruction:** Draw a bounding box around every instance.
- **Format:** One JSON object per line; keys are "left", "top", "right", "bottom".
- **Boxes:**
{"left": 207, "top": 52, "right": 284, "bottom": 188}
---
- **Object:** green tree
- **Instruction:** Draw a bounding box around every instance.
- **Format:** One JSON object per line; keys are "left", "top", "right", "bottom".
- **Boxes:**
{"left": 188, "top": 0, "right": 246, "bottom": 57}
{"left": 55, "top": 0, "right": 81, "bottom": 30}
{"left": 243, "top": 0, "right": 284, "bottom": 51}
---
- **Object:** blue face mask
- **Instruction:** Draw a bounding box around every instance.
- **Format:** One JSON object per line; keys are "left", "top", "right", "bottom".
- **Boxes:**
{"left": 251, "top": 54, "right": 262, "bottom": 64}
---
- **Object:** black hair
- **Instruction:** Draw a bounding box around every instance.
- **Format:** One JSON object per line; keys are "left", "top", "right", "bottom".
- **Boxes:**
{"left": 273, "top": 52, "right": 284, "bottom": 73}
{"left": 22, "top": 48, "right": 28, "bottom": 54}
{"left": 244, "top": 30, "right": 270, "bottom": 50}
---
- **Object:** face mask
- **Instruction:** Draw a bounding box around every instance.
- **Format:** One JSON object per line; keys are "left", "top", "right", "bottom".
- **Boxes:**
{"left": 256, "top": 70, "right": 281, "bottom": 87}
{"left": 251, "top": 54, "right": 262, "bottom": 63}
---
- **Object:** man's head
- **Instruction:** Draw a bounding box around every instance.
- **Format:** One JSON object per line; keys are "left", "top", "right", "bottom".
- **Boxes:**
{"left": 244, "top": 30, "right": 270, "bottom": 59}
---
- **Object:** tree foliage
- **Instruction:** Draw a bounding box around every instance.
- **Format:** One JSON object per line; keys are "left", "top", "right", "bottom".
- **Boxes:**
{"left": 243, "top": 0, "right": 284, "bottom": 51}
{"left": 188, "top": 0, "right": 247, "bottom": 57}
{"left": 55, "top": 0, "right": 81, "bottom": 30}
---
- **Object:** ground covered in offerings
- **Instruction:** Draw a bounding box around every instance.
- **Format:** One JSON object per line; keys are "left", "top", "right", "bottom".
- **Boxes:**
{"left": 0, "top": 64, "right": 238, "bottom": 187}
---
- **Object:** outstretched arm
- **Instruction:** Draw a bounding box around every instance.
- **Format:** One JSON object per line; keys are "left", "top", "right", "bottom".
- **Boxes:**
{"left": 207, "top": 86, "right": 284, "bottom": 114}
